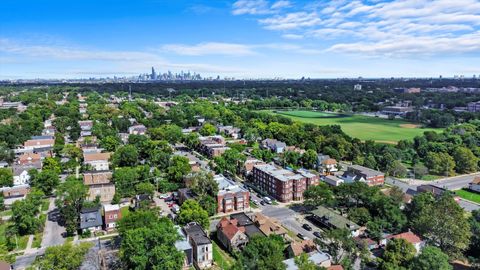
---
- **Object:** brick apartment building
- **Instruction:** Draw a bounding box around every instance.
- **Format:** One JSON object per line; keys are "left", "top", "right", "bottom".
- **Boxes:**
{"left": 83, "top": 171, "right": 115, "bottom": 202}
{"left": 252, "top": 164, "right": 319, "bottom": 203}
{"left": 198, "top": 136, "right": 230, "bottom": 158}
{"left": 214, "top": 175, "right": 250, "bottom": 214}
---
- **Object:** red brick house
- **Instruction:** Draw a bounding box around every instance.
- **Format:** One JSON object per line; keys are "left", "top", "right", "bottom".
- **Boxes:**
{"left": 103, "top": 204, "right": 121, "bottom": 231}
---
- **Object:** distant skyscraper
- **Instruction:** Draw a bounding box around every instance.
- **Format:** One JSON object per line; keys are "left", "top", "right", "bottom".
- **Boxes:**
{"left": 151, "top": 67, "right": 157, "bottom": 80}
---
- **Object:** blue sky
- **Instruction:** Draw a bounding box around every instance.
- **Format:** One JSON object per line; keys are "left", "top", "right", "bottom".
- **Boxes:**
{"left": 1, "top": 0, "right": 479, "bottom": 79}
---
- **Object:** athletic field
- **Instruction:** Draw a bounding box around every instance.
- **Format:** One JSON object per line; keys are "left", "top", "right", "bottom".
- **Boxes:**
{"left": 264, "top": 110, "right": 442, "bottom": 144}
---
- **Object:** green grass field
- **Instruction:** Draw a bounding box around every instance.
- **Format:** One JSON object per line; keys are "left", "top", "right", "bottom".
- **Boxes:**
{"left": 265, "top": 110, "right": 442, "bottom": 143}
{"left": 456, "top": 189, "right": 480, "bottom": 204}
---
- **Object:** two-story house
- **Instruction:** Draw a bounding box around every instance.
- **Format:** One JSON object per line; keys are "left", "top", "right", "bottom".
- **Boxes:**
{"left": 183, "top": 222, "right": 213, "bottom": 269}
{"left": 83, "top": 152, "right": 110, "bottom": 171}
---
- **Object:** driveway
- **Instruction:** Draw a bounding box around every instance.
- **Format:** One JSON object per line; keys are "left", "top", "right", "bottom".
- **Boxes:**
{"left": 41, "top": 198, "right": 66, "bottom": 248}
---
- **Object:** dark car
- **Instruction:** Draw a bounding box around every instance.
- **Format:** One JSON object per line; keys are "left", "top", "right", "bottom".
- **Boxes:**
{"left": 302, "top": 223, "right": 312, "bottom": 231}
{"left": 297, "top": 233, "right": 307, "bottom": 240}
{"left": 313, "top": 231, "right": 322, "bottom": 238}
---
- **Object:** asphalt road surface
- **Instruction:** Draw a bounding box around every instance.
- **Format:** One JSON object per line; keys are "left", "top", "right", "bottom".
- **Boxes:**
{"left": 41, "top": 198, "right": 66, "bottom": 248}
{"left": 386, "top": 177, "right": 480, "bottom": 211}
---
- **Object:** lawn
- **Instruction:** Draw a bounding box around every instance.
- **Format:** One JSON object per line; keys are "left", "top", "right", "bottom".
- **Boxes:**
{"left": 32, "top": 232, "right": 43, "bottom": 248}
{"left": 41, "top": 199, "right": 50, "bottom": 212}
{"left": 212, "top": 241, "right": 235, "bottom": 269}
{"left": 264, "top": 110, "right": 442, "bottom": 143}
{"left": 456, "top": 189, "right": 480, "bottom": 204}
{"left": 0, "top": 209, "right": 12, "bottom": 217}
{"left": 120, "top": 206, "right": 130, "bottom": 218}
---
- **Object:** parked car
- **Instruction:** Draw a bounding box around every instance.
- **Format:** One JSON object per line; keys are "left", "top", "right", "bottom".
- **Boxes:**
{"left": 263, "top": 197, "right": 272, "bottom": 204}
{"left": 159, "top": 193, "right": 170, "bottom": 199}
{"left": 302, "top": 224, "right": 312, "bottom": 231}
{"left": 250, "top": 199, "right": 259, "bottom": 205}
{"left": 260, "top": 201, "right": 266, "bottom": 206}
{"left": 297, "top": 233, "right": 308, "bottom": 240}
{"left": 164, "top": 196, "right": 174, "bottom": 202}
{"left": 313, "top": 231, "right": 322, "bottom": 238}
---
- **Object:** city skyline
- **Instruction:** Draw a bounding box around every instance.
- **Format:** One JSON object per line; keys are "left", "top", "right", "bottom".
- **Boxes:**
{"left": 1, "top": 0, "right": 480, "bottom": 79}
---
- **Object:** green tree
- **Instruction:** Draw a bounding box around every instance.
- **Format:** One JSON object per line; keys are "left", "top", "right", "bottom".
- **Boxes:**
{"left": 176, "top": 199, "right": 209, "bottom": 229}
{"left": 112, "top": 145, "right": 139, "bottom": 167}
{"left": 380, "top": 238, "right": 416, "bottom": 270}
{"left": 453, "top": 147, "right": 478, "bottom": 173}
{"left": 294, "top": 253, "right": 324, "bottom": 270}
{"left": 303, "top": 182, "right": 335, "bottom": 207}
{"left": 410, "top": 246, "right": 452, "bottom": 270}
{"left": 467, "top": 209, "right": 480, "bottom": 260}
{"left": 199, "top": 123, "right": 216, "bottom": 136}
{"left": 347, "top": 207, "right": 371, "bottom": 226}
{"left": 188, "top": 171, "right": 218, "bottom": 197}
{"left": 167, "top": 155, "right": 191, "bottom": 183}
{"left": 386, "top": 160, "right": 407, "bottom": 178}
{"left": 0, "top": 194, "right": 4, "bottom": 211}
{"left": 113, "top": 167, "right": 139, "bottom": 197}
{"left": 316, "top": 229, "right": 358, "bottom": 265}
{"left": 11, "top": 190, "right": 44, "bottom": 235}
{"left": 0, "top": 168, "right": 13, "bottom": 187}
{"left": 413, "top": 164, "right": 429, "bottom": 179}
{"left": 411, "top": 193, "right": 471, "bottom": 258}
{"left": 55, "top": 176, "right": 88, "bottom": 236}
{"left": 135, "top": 182, "right": 155, "bottom": 198}
{"left": 149, "top": 124, "right": 183, "bottom": 144}
{"left": 234, "top": 235, "right": 286, "bottom": 270}
{"left": 42, "top": 157, "right": 62, "bottom": 174}
{"left": 100, "top": 135, "right": 121, "bottom": 152}
{"left": 424, "top": 152, "right": 455, "bottom": 176}
{"left": 30, "top": 169, "right": 59, "bottom": 195}
{"left": 118, "top": 210, "right": 183, "bottom": 270}
{"left": 301, "top": 149, "right": 318, "bottom": 169}
{"left": 32, "top": 242, "right": 93, "bottom": 270}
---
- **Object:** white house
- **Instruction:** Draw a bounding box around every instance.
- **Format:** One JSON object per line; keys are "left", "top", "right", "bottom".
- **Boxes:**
{"left": 83, "top": 152, "right": 110, "bottom": 171}
{"left": 184, "top": 222, "right": 213, "bottom": 269}
{"left": 12, "top": 165, "right": 39, "bottom": 186}
{"left": 381, "top": 232, "right": 424, "bottom": 254}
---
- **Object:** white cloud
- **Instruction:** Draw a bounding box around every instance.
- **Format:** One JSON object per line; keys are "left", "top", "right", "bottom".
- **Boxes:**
{"left": 271, "top": 0, "right": 292, "bottom": 9}
{"left": 160, "top": 41, "right": 323, "bottom": 56}
{"left": 327, "top": 32, "right": 480, "bottom": 56}
{"left": 259, "top": 12, "right": 322, "bottom": 30}
{"left": 234, "top": 0, "right": 480, "bottom": 57}
{"left": 232, "top": 0, "right": 272, "bottom": 15}
{"left": 0, "top": 38, "right": 160, "bottom": 62}
{"left": 161, "top": 42, "right": 256, "bottom": 56}
{"left": 282, "top": 33, "right": 304, "bottom": 39}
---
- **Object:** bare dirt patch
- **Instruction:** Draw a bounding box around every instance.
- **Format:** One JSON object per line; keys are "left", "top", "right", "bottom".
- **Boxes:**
{"left": 400, "top": 124, "right": 421, "bottom": 129}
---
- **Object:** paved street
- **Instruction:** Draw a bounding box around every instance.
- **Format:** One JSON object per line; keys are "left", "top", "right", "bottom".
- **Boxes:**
{"left": 431, "top": 173, "right": 480, "bottom": 190}
{"left": 261, "top": 205, "right": 319, "bottom": 240}
{"left": 386, "top": 177, "right": 480, "bottom": 211}
{"left": 41, "top": 198, "right": 66, "bottom": 248}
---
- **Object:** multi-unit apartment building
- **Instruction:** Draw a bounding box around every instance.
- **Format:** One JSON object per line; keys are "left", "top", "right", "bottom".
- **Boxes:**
{"left": 252, "top": 164, "right": 319, "bottom": 202}
{"left": 198, "top": 135, "right": 229, "bottom": 157}
{"left": 83, "top": 152, "right": 110, "bottom": 171}
{"left": 214, "top": 174, "right": 250, "bottom": 214}
{"left": 83, "top": 170, "right": 115, "bottom": 203}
